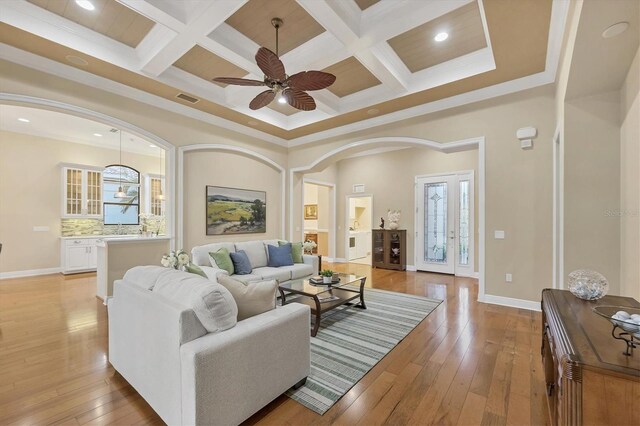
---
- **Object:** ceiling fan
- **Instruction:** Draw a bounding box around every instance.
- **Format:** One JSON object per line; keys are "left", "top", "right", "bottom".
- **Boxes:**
{"left": 212, "top": 17, "right": 336, "bottom": 111}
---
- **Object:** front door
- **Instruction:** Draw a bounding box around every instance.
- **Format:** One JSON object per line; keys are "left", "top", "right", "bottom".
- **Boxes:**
{"left": 415, "top": 172, "right": 474, "bottom": 275}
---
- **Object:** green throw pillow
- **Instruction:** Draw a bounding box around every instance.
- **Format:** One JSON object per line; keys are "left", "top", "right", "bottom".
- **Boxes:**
{"left": 279, "top": 240, "right": 303, "bottom": 263}
{"left": 185, "top": 263, "right": 207, "bottom": 278}
{"left": 209, "top": 248, "right": 234, "bottom": 275}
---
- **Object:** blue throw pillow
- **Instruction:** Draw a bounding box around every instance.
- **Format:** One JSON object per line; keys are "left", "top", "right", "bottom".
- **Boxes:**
{"left": 229, "top": 250, "right": 253, "bottom": 275}
{"left": 267, "top": 243, "right": 294, "bottom": 267}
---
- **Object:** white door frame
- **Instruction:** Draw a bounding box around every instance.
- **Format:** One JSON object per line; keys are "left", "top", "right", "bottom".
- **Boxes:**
{"left": 414, "top": 170, "right": 475, "bottom": 276}
{"left": 302, "top": 178, "right": 337, "bottom": 260}
{"left": 344, "top": 193, "right": 374, "bottom": 264}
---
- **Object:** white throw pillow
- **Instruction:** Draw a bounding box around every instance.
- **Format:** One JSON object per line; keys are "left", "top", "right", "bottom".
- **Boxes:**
{"left": 153, "top": 269, "right": 238, "bottom": 333}
{"left": 217, "top": 275, "right": 277, "bottom": 321}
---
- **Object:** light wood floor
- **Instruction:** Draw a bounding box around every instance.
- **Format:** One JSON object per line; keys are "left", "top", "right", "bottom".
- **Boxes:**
{"left": 0, "top": 263, "right": 548, "bottom": 425}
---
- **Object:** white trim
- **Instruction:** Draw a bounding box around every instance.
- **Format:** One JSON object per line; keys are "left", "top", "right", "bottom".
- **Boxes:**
{"left": 552, "top": 127, "right": 560, "bottom": 289}
{"left": 478, "top": 138, "right": 486, "bottom": 301}
{"left": 406, "top": 265, "right": 417, "bottom": 272}
{"left": 0, "top": 267, "right": 61, "bottom": 280}
{"left": 0, "top": 93, "right": 176, "bottom": 251}
{"left": 177, "top": 144, "right": 286, "bottom": 250}
{"left": 479, "top": 294, "right": 541, "bottom": 312}
{"left": 301, "top": 178, "right": 337, "bottom": 259}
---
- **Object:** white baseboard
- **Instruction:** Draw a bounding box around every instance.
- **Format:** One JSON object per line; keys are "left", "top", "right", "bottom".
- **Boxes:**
{"left": 0, "top": 267, "right": 61, "bottom": 280}
{"left": 406, "top": 265, "right": 417, "bottom": 272}
{"left": 479, "top": 294, "right": 541, "bottom": 311}
{"left": 331, "top": 258, "right": 348, "bottom": 263}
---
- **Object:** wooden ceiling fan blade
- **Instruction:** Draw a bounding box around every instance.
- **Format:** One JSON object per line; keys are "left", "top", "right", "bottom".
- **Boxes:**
{"left": 249, "top": 90, "right": 276, "bottom": 110}
{"left": 283, "top": 89, "right": 316, "bottom": 111}
{"left": 255, "top": 47, "right": 286, "bottom": 81}
{"left": 212, "top": 77, "right": 265, "bottom": 86}
{"left": 286, "top": 71, "right": 336, "bottom": 91}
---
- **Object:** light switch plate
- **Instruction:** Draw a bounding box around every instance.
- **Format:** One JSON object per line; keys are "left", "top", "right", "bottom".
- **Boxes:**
{"left": 494, "top": 230, "right": 505, "bottom": 239}
{"left": 506, "top": 273, "right": 513, "bottom": 282}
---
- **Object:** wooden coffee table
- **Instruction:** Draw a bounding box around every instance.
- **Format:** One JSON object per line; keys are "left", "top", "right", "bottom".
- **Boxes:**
{"left": 278, "top": 273, "right": 367, "bottom": 337}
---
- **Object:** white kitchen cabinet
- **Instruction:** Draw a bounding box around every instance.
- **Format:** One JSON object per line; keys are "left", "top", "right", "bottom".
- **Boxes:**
{"left": 61, "top": 238, "right": 102, "bottom": 274}
{"left": 62, "top": 166, "right": 102, "bottom": 218}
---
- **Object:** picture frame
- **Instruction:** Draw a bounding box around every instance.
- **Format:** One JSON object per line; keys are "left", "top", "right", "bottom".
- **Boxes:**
{"left": 304, "top": 204, "right": 318, "bottom": 220}
{"left": 206, "top": 186, "right": 266, "bottom": 235}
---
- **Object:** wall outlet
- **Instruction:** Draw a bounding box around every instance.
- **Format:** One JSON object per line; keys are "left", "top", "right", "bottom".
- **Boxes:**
{"left": 506, "top": 273, "right": 513, "bottom": 282}
{"left": 494, "top": 230, "right": 505, "bottom": 239}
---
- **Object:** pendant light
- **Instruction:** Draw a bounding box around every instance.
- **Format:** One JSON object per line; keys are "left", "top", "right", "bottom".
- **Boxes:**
{"left": 157, "top": 148, "right": 165, "bottom": 201}
{"left": 114, "top": 130, "right": 126, "bottom": 198}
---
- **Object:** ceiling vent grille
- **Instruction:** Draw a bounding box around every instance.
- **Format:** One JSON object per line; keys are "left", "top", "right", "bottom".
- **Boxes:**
{"left": 109, "top": 128, "right": 118, "bottom": 133}
{"left": 176, "top": 93, "right": 200, "bottom": 104}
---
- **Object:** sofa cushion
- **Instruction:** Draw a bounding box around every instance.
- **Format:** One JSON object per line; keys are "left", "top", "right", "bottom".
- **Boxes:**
{"left": 280, "top": 241, "right": 304, "bottom": 263}
{"left": 153, "top": 269, "right": 238, "bottom": 333}
{"left": 209, "top": 248, "right": 234, "bottom": 275}
{"left": 229, "top": 273, "right": 263, "bottom": 284}
{"left": 229, "top": 250, "right": 253, "bottom": 275}
{"left": 235, "top": 241, "right": 268, "bottom": 268}
{"left": 191, "top": 242, "right": 235, "bottom": 266}
{"left": 217, "top": 275, "right": 277, "bottom": 321}
{"left": 267, "top": 244, "right": 294, "bottom": 267}
{"left": 279, "top": 263, "right": 314, "bottom": 280}
{"left": 253, "top": 266, "right": 291, "bottom": 282}
{"left": 123, "top": 265, "right": 168, "bottom": 290}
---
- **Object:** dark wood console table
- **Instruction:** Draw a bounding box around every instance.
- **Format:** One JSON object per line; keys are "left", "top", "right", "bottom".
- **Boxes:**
{"left": 541, "top": 289, "right": 640, "bottom": 426}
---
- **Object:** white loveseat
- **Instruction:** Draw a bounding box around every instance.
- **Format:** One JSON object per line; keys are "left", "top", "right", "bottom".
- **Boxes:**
{"left": 108, "top": 266, "right": 311, "bottom": 426}
{"left": 191, "top": 239, "right": 318, "bottom": 284}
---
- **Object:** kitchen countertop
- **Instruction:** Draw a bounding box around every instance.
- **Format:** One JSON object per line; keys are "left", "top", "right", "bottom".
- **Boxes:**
{"left": 61, "top": 235, "right": 168, "bottom": 240}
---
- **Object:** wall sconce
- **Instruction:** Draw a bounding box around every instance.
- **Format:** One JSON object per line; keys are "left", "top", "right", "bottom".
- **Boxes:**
{"left": 517, "top": 127, "right": 537, "bottom": 149}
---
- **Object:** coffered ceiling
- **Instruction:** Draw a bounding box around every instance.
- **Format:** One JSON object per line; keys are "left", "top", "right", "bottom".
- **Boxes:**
{"left": 0, "top": 0, "right": 568, "bottom": 146}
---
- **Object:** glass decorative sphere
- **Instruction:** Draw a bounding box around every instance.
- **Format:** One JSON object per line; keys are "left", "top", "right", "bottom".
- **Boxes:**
{"left": 568, "top": 269, "right": 609, "bottom": 301}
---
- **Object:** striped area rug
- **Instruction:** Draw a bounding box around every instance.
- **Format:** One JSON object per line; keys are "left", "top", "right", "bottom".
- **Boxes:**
{"left": 285, "top": 285, "right": 442, "bottom": 415}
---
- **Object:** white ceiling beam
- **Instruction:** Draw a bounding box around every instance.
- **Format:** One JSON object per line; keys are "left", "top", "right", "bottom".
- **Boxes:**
{"left": 135, "top": 0, "right": 248, "bottom": 76}
{"left": 281, "top": 32, "right": 351, "bottom": 73}
{"left": 296, "top": 0, "right": 361, "bottom": 47}
{"left": 206, "top": 23, "right": 263, "bottom": 76}
{"left": 366, "top": 42, "right": 412, "bottom": 89}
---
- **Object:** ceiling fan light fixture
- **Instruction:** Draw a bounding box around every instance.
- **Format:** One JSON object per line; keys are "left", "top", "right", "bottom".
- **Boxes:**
{"left": 75, "top": 0, "right": 95, "bottom": 11}
{"left": 434, "top": 32, "right": 449, "bottom": 42}
{"left": 277, "top": 95, "right": 287, "bottom": 104}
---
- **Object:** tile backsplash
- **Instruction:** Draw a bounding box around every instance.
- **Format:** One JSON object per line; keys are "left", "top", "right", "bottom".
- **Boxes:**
{"left": 61, "top": 219, "right": 142, "bottom": 236}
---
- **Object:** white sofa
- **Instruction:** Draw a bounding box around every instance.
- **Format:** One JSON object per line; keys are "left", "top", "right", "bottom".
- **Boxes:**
{"left": 191, "top": 239, "right": 318, "bottom": 284}
{"left": 108, "top": 267, "right": 311, "bottom": 426}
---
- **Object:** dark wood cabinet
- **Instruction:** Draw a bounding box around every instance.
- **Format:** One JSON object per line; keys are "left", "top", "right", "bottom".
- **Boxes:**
{"left": 541, "top": 289, "right": 640, "bottom": 426}
{"left": 372, "top": 229, "right": 406, "bottom": 271}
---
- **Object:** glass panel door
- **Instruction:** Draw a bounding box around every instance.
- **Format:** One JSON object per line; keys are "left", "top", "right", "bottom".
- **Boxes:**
{"left": 86, "top": 170, "right": 102, "bottom": 216}
{"left": 65, "top": 168, "right": 82, "bottom": 216}
{"left": 373, "top": 231, "right": 385, "bottom": 266}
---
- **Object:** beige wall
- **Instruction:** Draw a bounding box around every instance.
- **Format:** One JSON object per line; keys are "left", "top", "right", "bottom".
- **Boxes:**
{"left": 333, "top": 147, "right": 478, "bottom": 268}
{"left": 182, "top": 150, "right": 283, "bottom": 252}
{"left": 0, "top": 131, "right": 161, "bottom": 273}
{"left": 620, "top": 46, "right": 640, "bottom": 300}
{"left": 302, "top": 183, "right": 330, "bottom": 256}
{"left": 564, "top": 92, "right": 621, "bottom": 294}
{"left": 290, "top": 85, "right": 556, "bottom": 302}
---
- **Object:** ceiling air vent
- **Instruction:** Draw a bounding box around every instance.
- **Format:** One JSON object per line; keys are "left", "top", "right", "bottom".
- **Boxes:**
{"left": 176, "top": 93, "right": 200, "bottom": 104}
{"left": 109, "top": 128, "right": 118, "bottom": 133}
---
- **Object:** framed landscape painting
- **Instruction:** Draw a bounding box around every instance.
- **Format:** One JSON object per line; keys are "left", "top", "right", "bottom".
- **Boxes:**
{"left": 206, "top": 186, "right": 266, "bottom": 235}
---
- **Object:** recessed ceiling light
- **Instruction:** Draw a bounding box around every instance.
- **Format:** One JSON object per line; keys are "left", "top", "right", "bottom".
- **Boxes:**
{"left": 434, "top": 32, "right": 449, "bottom": 42}
{"left": 367, "top": 108, "right": 379, "bottom": 115}
{"left": 65, "top": 55, "right": 89, "bottom": 66}
{"left": 602, "top": 22, "right": 629, "bottom": 38}
{"left": 93, "top": 133, "right": 102, "bottom": 137}
{"left": 18, "top": 118, "right": 30, "bottom": 123}
{"left": 149, "top": 144, "right": 157, "bottom": 148}
{"left": 75, "top": 0, "right": 95, "bottom": 11}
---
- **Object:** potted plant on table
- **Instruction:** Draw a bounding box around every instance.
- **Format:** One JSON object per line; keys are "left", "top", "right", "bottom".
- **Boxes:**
{"left": 320, "top": 269, "right": 334, "bottom": 284}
